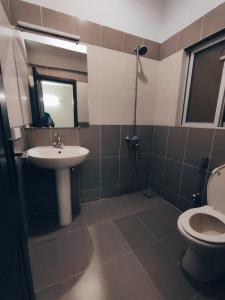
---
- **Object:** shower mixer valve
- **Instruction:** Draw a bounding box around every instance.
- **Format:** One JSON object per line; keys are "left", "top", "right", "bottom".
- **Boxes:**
{"left": 125, "top": 135, "right": 141, "bottom": 158}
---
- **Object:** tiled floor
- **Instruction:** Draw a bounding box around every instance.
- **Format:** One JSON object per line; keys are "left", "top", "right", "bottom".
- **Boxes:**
{"left": 29, "top": 192, "right": 225, "bottom": 300}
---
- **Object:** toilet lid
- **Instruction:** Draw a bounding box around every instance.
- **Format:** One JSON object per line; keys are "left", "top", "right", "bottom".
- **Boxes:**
{"left": 207, "top": 164, "right": 225, "bottom": 214}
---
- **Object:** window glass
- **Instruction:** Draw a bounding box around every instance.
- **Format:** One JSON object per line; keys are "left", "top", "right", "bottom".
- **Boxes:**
{"left": 186, "top": 40, "right": 225, "bottom": 123}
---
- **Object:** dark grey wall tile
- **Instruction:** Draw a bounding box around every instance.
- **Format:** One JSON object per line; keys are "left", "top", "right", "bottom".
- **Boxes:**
{"left": 143, "top": 39, "right": 160, "bottom": 61}
{"left": 160, "top": 34, "right": 179, "bottom": 60}
{"left": 78, "top": 126, "right": 100, "bottom": 159}
{"left": 101, "top": 185, "right": 119, "bottom": 198}
{"left": 180, "top": 164, "right": 202, "bottom": 202}
{"left": 150, "top": 179, "right": 161, "bottom": 195}
{"left": 178, "top": 18, "right": 203, "bottom": 50}
{"left": 42, "top": 7, "right": 73, "bottom": 33}
{"left": 74, "top": 18, "right": 100, "bottom": 46}
{"left": 79, "top": 159, "right": 100, "bottom": 190}
{"left": 120, "top": 125, "right": 134, "bottom": 155}
{"left": 119, "top": 182, "right": 137, "bottom": 194}
{"left": 119, "top": 156, "right": 136, "bottom": 184}
{"left": 101, "top": 157, "right": 119, "bottom": 186}
{"left": 150, "top": 154, "right": 165, "bottom": 183}
{"left": 138, "top": 125, "right": 154, "bottom": 154}
{"left": 210, "top": 129, "right": 225, "bottom": 170}
{"left": 79, "top": 188, "right": 100, "bottom": 203}
{"left": 163, "top": 158, "right": 182, "bottom": 193}
{"left": 177, "top": 196, "right": 193, "bottom": 212}
{"left": 123, "top": 33, "right": 143, "bottom": 55}
{"left": 136, "top": 154, "right": 151, "bottom": 181}
{"left": 153, "top": 126, "right": 168, "bottom": 156}
{"left": 101, "top": 26, "right": 124, "bottom": 52}
{"left": 51, "top": 128, "right": 77, "bottom": 146}
{"left": 166, "top": 127, "right": 187, "bottom": 161}
{"left": 201, "top": 3, "right": 225, "bottom": 39}
{"left": 10, "top": 0, "right": 42, "bottom": 26}
{"left": 135, "top": 180, "right": 149, "bottom": 191}
{"left": 25, "top": 128, "right": 51, "bottom": 148}
{"left": 161, "top": 187, "right": 178, "bottom": 207}
{"left": 184, "top": 128, "right": 214, "bottom": 168}
{"left": 70, "top": 168, "right": 79, "bottom": 195}
{"left": 101, "top": 125, "right": 120, "bottom": 157}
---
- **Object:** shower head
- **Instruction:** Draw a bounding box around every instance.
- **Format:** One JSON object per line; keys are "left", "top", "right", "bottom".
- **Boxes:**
{"left": 134, "top": 45, "right": 148, "bottom": 56}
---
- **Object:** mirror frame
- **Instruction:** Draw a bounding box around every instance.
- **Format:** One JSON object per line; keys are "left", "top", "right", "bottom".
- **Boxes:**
{"left": 31, "top": 67, "right": 78, "bottom": 128}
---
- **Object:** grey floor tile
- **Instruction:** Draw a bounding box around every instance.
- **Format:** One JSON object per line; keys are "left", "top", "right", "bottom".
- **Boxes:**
{"left": 137, "top": 209, "right": 176, "bottom": 240}
{"left": 151, "top": 204, "right": 181, "bottom": 228}
{"left": 115, "top": 214, "right": 156, "bottom": 250}
{"left": 29, "top": 228, "right": 93, "bottom": 291}
{"left": 160, "top": 233, "right": 186, "bottom": 262}
{"left": 82, "top": 199, "right": 112, "bottom": 226}
{"left": 36, "top": 283, "right": 62, "bottom": 300}
{"left": 88, "top": 221, "right": 131, "bottom": 266}
{"left": 62, "top": 252, "right": 163, "bottom": 300}
{"left": 136, "top": 242, "right": 196, "bottom": 300}
{"left": 106, "top": 193, "right": 166, "bottom": 220}
{"left": 30, "top": 211, "right": 87, "bottom": 243}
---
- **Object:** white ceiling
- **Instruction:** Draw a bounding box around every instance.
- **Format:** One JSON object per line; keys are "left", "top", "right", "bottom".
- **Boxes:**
{"left": 24, "top": 0, "right": 225, "bottom": 42}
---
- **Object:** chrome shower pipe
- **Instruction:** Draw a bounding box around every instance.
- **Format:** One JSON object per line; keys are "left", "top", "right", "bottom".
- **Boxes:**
{"left": 133, "top": 48, "right": 139, "bottom": 136}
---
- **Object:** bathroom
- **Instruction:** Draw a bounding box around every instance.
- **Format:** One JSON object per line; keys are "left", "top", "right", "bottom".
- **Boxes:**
{"left": 1, "top": 0, "right": 225, "bottom": 299}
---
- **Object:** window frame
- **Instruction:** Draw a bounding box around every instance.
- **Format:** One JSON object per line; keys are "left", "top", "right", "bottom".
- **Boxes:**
{"left": 182, "top": 35, "right": 225, "bottom": 128}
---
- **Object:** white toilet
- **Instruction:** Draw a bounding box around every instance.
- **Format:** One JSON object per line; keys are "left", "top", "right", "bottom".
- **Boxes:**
{"left": 177, "top": 164, "right": 225, "bottom": 282}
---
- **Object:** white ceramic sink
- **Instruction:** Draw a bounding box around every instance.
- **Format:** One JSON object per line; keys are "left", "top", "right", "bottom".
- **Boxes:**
{"left": 27, "top": 146, "right": 89, "bottom": 169}
{"left": 27, "top": 146, "right": 89, "bottom": 226}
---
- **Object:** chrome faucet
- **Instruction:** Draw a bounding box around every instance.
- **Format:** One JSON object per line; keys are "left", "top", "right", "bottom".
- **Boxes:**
{"left": 52, "top": 132, "right": 64, "bottom": 149}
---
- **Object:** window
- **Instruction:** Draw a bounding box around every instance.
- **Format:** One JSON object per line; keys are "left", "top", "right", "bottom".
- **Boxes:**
{"left": 182, "top": 37, "right": 225, "bottom": 127}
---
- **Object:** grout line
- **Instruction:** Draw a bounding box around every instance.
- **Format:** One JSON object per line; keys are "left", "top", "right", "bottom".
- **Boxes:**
{"left": 178, "top": 127, "right": 188, "bottom": 196}
{"left": 200, "top": 16, "right": 204, "bottom": 40}
{"left": 161, "top": 126, "right": 169, "bottom": 193}
{"left": 40, "top": 6, "right": 43, "bottom": 26}
{"left": 136, "top": 215, "right": 159, "bottom": 241}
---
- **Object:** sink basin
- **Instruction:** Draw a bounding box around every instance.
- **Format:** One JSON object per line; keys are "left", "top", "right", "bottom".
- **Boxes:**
{"left": 27, "top": 146, "right": 89, "bottom": 226}
{"left": 27, "top": 146, "right": 89, "bottom": 169}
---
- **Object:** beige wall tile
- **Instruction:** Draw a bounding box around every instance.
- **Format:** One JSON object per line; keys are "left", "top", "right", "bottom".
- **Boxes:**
{"left": 136, "top": 91, "right": 156, "bottom": 125}
{"left": 9, "top": 0, "right": 41, "bottom": 26}
{"left": 178, "top": 18, "right": 203, "bottom": 50}
{"left": 201, "top": 3, "right": 225, "bottom": 39}
{"left": 88, "top": 86, "right": 102, "bottom": 125}
{"left": 137, "top": 57, "right": 159, "bottom": 94}
{"left": 42, "top": 7, "right": 73, "bottom": 33}
{"left": 155, "top": 50, "right": 184, "bottom": 126}
{"left": 121, "top": 90, "right": 135, "bottom": 125}
{"left": 101, "top": 26, "right": 124, "bottom": 52}
{"left": 143, "top": 39, "right": 160, "bottom": 61}
{"left": 160, "top": 34, "right": 179, "bottom": 60}
{"left": 123, "top": 33, "right": 144, "bottom": 55}
{"left": 100, "top": 87, "right": 123, "bottom": 125}
{"left": 74, "top": 18, "right": 100, "bottom": 46}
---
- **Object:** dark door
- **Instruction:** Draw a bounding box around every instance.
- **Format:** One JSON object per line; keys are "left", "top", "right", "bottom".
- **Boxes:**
{"left": 0, "top": 66, "right": 35, "bottom": 299}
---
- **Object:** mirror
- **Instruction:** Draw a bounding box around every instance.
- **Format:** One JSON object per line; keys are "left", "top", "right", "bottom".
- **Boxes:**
{"left": 14, "top": 30, "right": 89, "bottom": 128}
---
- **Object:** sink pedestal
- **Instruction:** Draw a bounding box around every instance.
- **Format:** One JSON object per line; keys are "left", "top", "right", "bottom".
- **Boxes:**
{"left": 55, "top": 168, "right": 72, "bottom": 226}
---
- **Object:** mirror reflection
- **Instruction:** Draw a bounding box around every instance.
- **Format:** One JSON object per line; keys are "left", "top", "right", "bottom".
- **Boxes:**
{"left": 16, "top": 30, "right": 89, "bottom": 128}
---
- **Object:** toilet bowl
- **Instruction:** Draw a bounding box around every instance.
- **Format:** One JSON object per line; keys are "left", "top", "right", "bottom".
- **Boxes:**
{"left": 177, "top": 164, "right": 225, "bottom": 281}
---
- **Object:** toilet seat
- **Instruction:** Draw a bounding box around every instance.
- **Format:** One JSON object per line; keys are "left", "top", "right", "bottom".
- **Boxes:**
{"left": 179, "top": 206, "right": 225, "bottom": 244}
